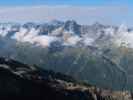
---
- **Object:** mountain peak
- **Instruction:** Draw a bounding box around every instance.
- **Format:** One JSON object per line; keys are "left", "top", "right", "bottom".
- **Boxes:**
{"left": 48, "top": 19, "right": 64, "bottom": 26}
{"left": 92, "top": 22, "right": 105, "bottom": 28}
{"left": 63, "top": 20, "right": 81, "bottom": 35}
{"left": 65, "top": 20, "right": 78, "bottom": 26}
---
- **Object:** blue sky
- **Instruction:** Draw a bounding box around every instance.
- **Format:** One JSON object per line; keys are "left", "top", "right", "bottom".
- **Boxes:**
{"left": 0, "top": 0, "right": 131, "bottom": 27}
{"left": 0, "top": 0, "right": 132, "bottom": 6}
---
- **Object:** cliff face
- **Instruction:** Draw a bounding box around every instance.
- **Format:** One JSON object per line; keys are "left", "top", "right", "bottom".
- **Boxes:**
{"left": 0, "top": 57, "right": 132, "bottom": 100}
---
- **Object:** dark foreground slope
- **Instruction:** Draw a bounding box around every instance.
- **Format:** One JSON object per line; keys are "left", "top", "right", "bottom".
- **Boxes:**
{"left": 0, "top": 57, "right": 132, "bottom": 100}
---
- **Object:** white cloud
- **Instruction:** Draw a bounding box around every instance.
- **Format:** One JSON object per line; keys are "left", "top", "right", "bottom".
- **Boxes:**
{"left": 112, "top": 24, "right": 133, "bottom": 48}
{"left": 65, "top": 35, "right": 81, "bottom": 45}
{"left": 11, "top": 27, "right": 58, "bottom": 47}
{"left": 32, "top": 35, "right": 58, "bottom": 47}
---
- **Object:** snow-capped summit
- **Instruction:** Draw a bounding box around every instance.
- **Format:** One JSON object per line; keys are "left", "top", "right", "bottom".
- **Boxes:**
{"left": 113, "top": 24, "right": 133, "bottom": 48}
{"left": 23, "top": 22, "right": 37, "bottom": 29}
{"left": 63, "top": 20, "right": 81, "bottom": 35}
{"left": 0, "top": 20, "right": 132, "bottom": 48}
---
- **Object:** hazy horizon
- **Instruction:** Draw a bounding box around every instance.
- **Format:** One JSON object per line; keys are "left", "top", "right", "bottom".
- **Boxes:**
{"left": 0, "top": 5, "right": 130, "bottom": 27}
{"left": 0, "top": 0, "right": 131, "bottom": 27}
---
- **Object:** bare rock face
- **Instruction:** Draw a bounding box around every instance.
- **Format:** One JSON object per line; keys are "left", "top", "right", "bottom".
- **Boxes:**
{"left": 0, "top": 57, "right": 132, "bottom": 100}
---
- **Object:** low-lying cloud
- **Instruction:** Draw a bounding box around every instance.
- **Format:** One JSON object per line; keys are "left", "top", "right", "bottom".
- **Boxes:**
{"left": 11, "top": 27, "right": 58, "bottom": 47}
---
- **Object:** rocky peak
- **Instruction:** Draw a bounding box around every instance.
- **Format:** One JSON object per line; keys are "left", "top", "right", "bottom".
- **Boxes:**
{"left": 63, "top": 20, "right": 81, "bottom": 35}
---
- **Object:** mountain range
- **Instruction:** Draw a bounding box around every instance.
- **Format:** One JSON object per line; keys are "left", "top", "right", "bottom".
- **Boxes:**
{"left": 0, "top": 20, "right": 131, "bottom": 48}
{"left": 0, "top": 20, "right": 133, "bottom": 90}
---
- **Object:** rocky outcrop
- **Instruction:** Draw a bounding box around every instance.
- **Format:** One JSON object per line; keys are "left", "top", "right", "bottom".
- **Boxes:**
{"left": 0, "top": 57, "right": 132, "bottom": 100}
